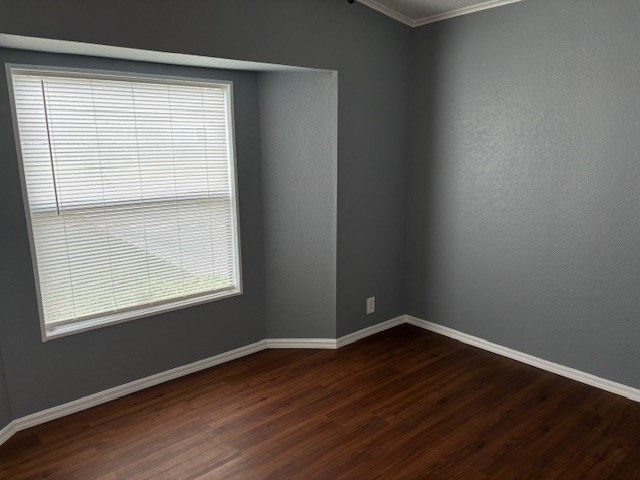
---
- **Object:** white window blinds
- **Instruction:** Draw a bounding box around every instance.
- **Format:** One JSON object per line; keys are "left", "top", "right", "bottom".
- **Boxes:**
{"left": 10, "top": 67, "right": 242, "bottom": 336}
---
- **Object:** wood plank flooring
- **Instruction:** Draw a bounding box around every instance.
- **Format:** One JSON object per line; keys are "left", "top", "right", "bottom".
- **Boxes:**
{"left": 1, "top": 324, "right": 639, "bottom": 479}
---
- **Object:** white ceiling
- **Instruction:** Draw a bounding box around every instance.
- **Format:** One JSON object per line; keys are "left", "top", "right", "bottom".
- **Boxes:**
{"left": 358, "top": 0, "right": 525, "bottom": 27}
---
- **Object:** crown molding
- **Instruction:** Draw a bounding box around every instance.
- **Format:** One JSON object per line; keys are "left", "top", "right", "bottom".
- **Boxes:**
{"left": 412, "top": 0, "right": 526, "bottom": 26}
{"left": 358, "top": 0, "right": 526, "bottom": 28}
{"left": 357, "top": 0, "right": 415, "bottom": 27}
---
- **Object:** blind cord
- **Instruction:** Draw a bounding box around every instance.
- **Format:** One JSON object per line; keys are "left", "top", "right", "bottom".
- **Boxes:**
{"left": 40, "top": 79, "right": 61, "bottom": 216}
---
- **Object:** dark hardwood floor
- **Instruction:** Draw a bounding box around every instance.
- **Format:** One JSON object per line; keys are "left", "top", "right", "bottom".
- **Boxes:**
{"left": 1, "top": 324, "right": 639, "bottom": 479}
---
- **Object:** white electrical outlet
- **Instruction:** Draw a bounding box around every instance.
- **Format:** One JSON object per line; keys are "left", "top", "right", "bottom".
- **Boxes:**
{"left": 366, "top": 296, "right": 375, "bottom": 315}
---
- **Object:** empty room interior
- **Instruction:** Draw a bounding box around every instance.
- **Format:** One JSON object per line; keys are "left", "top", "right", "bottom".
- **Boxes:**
{"left": 0, "top": 0, "right": 639, "bottom": 478}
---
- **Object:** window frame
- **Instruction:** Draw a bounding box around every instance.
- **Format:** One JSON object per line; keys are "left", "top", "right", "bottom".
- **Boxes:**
{"left": 6, "top": 63, "right": 244, "bottom": 341}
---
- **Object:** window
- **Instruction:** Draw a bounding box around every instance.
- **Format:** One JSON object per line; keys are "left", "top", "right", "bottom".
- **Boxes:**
{"left": 8, "top": 66, "right": 242, "bottom": 339}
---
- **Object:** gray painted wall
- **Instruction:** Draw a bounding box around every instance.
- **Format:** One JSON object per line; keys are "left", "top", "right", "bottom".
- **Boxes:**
{"left": 0, "top": 348, "right": 11, "bottom": 429}
{"left": 5, "top": 0, "right": 638, "bottom": 428}
{"left": 0, "top": 0, "right": 412, "bottom": 340}
{"left": 0, "top": 0, "right": 410, "bottom": 418}
{"left": 0, "top": 48, "right": 266, "bottom": 417}
{"left": 407, "top": 0, "right": 640, "bottom": 388}
{"left": 259, "top": 71, "right": 338, "bottom": 338}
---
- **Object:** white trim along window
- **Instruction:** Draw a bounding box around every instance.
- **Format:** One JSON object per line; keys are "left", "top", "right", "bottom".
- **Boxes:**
{"left": 8, "top": 66, "right": 242, "bottom": 340}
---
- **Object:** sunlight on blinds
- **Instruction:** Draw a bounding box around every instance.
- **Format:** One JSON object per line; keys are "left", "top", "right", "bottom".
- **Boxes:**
{"left": 10, "top": 68, "right": 241, "bottom": 330}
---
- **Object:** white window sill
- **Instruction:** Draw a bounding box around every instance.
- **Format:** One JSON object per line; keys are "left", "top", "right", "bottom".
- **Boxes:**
{"left": 42, "top": 287, "right": 243, "bottom": 341}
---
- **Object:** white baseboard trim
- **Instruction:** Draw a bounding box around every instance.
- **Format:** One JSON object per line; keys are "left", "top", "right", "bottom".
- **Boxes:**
{"left": 405, "top": 315, "right": 640, "bottom": 403}
{"left": 0, "top": 340, "right": 267, "bottom": 445}
{"left": 337, "top": 315, "right": 406, "bottom": 348}
{"left": 0, "top": 421, "right": 16, "bottom": 446}
{"left": 0, "top": 316, "right": 404, "bottom": 447}
{"left": 3, "top": 313, "right": 638, "bottom": 449}
{"left": 263, "top": 315, "right": 406, "bottom": 350}
{"left": 264, "top": 338, "right": 337, "bottom": 349}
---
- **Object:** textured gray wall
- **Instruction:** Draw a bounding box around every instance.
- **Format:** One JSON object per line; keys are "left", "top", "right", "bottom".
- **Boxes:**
{"left": 259, "top": 71, "right": 338, "bottom": 338}
{"left": 0, "top": 48, "right": 266, "bottom": 417}
{"left": 407, "top": 0, "right": 640, "bottom": 388}
{"left": 0, "top": 348, "right": 11, "bottom": 429}
{"left": 0, "top": 0, "right": 412, "bottom": 341}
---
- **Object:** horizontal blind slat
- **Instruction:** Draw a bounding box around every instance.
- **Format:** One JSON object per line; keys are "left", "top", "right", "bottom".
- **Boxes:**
{"left": 12, "top": 70, "right": 240, "bottom": 326}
